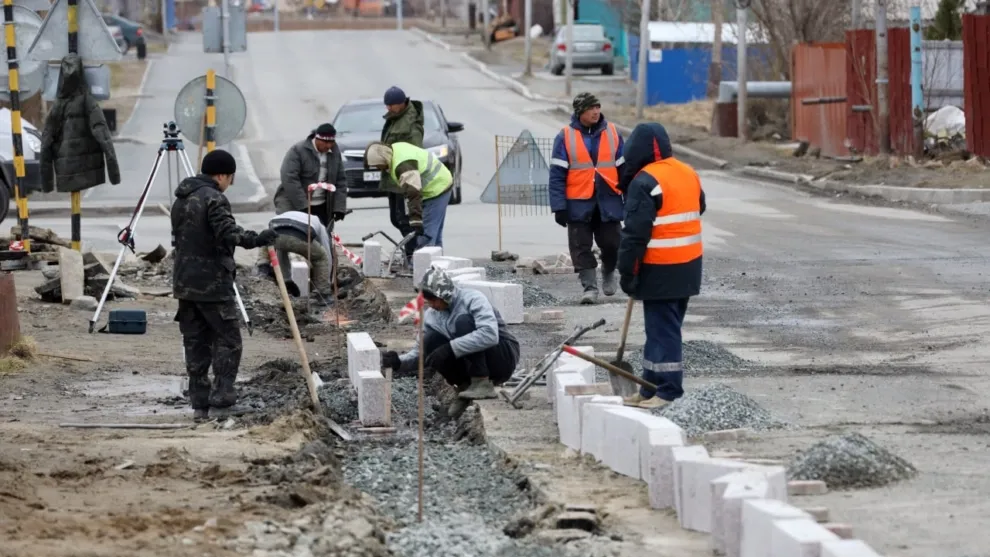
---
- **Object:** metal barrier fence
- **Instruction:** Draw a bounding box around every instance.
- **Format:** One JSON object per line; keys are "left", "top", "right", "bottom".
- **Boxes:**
{"left": 481, "top": 131, "right": 555, "bottom": 251}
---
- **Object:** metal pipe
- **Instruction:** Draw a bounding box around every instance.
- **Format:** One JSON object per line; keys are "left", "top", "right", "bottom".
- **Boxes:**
{"left": 801, "top": 96, "right": 847, "bottom": 105}
{"left": 565, "top": 0, "right": 574, "bottom": 96}
{"left": 717, "top": 80, "right": 791, "bottom": 103}
{"left": 635, "top": 0, "right": 650, "bottom": 118}
{"left": 910, "top": 5, "right": 923, "bottom": 158}
{"left": 736, "top": 5, "right": 748, "bottom": 140}
{"left": 523, "top": 0, "right": 532, "bottom": 75}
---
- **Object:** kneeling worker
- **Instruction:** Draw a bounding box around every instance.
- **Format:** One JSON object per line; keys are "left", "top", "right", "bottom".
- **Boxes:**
{"left": 364, "top": 141, "right": 453, "bottom": 250}
{"left": 381, "top": 267, "right": 520, "bottom": 415}
{"left": 267, "top": 210, "right": 335, "bottom": 300}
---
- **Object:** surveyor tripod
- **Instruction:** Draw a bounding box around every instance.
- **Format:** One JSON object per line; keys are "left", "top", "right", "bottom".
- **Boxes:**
{"left": 88, "top": 122, "right": 252, "bottom": 334}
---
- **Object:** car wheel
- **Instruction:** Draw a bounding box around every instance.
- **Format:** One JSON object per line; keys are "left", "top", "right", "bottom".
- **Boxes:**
{"left": 0, "top": 180, "right": 9, "bottom": 228}
{"left": 602, "top": 64, "right": 614, "bottom": 76}
{"left": 449, "top": 159, "right": 463, "bottom": 205}
{"left": 121, "top": 39, "right": 131, "bottom": 55}
{"left": 551, "top": 64, "right": 564, "bottom": 76}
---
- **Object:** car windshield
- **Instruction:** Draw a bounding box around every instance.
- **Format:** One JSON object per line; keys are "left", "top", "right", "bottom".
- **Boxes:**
{"left": 558, "top": 25, "right": 605, "bottom": 41}
{"left": 333, "top": 103, "right": 442, "bottom": 135}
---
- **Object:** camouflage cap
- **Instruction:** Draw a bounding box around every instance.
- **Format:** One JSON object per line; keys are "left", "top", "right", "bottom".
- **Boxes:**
{"left": 573, "top": 92, "right": 601, "bottom": 115}
{"left": 418, "top": 266, "right": 456, "bottom": 304}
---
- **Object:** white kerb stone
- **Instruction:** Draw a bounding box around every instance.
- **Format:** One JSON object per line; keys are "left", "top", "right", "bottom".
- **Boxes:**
{"left": 460, "top": 279, "right": 524, "bottom": 324}
{"left": 644, "top": 426, "right": 688, "bottom": 510}
{"left": 712, "top": 471, "right": 772, "bottom": 557}
{"left": 637, "top": 415, "right": 685, "bottom": 482}
{"left": 600, "top": 407, "right": 651, "bottom": 479}
{"left": 770, "top": 518, "right": 840, "bottom": 557}
{"left": 554, "top": 372, "right": 592, "bottom": 451}
{"left": 412, "top": 246, "right": 443, "bottom": 285}
{"left": 346, "top": 332, "right": 380, "bottom": 386}
{"left": 291, "top": 260, "right": 310, "bottom": 297}
{"left": 551, "top": 362, "right": 588, "bottom": 405}
{"left": 579, "top": 398, "right": 622, "bottom": 460}
{"left": 452, "top": 273, "right": 483, "bottom": 285}
{"left": 740, "top": 499, "right": 812, "bottom": 557}
{"left": 362, "top": 240, "right": 382, "bottom": 277}
{"left": 431, "top": 255, "right": 472, "bottom": 269}
{"left": 575, "top": 395, "right": 620, "bottom": 454}
{"left": 58, "top": 247, "right": 84, "bottom": 302}
{"left": 557, "top": 345, "right": 596, "bottom": 384}
{"left": 671, "top": 446, "right": 710, "bottom": 517}
{"left": 821, "top": 540, "right": 884, "bottom": 557}
{"left": 446, "top": 266, "right": 488, "bottom": 279}
{"left": 357, "top": 370, "right": 389, "bottom": 427}
{"left": 678, "top": 458, "right": 753, "bottom": 533}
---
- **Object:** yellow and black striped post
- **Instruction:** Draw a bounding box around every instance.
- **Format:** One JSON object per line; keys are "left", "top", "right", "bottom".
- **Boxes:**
{"left": 4, "top": 0, "right": 30, "bottom": 253}
{"left": 205, "top": 69, "right": 216, "bottom": 152}
{"left": 68, "top": 0, "right": 81, "bottom": 250}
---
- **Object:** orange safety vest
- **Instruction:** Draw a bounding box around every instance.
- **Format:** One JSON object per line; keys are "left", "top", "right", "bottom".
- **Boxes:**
{"left": 562, "top": 124, "right": 621, "bottom": 199}
{"left": 639, "top": 159, "right": 703, "bottom": 266}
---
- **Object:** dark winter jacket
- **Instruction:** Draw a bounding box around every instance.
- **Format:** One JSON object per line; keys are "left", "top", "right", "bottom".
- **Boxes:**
{"left": 40, "top": 53, "right": 120, "bottom": 193}
{"left": 380, "top": 100, "right": 425, "bottom": 194}
{"left": 274, "top": 137, "right": 349, "bottom": 215}
{"left": 617, "top": 123, "right": 706, "bottom": 301}
{"left": 548, "top": 113, "right": 626, "bottom": 223}
{"left": 171, "top": 175, "right": 267, "bottom": 302}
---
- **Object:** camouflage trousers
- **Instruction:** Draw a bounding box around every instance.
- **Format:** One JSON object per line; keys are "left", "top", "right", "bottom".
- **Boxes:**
{"left": 274, "top": 235, "right": 333, "bottom": 296}
{"left": 175, "top": 299, "right": 243, "bottom": 410}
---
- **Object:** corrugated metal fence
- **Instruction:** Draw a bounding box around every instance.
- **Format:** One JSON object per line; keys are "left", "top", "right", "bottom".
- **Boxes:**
{"left": 792, "top": 43, "right": 848, "bottom": 157}
{"left": 963, "top": 14, "right": 990, "bottom": 157}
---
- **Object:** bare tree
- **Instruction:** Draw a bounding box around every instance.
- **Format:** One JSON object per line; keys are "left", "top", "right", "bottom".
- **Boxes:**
{"left": 749, "top": 0, "right": 851, "bottom": 79}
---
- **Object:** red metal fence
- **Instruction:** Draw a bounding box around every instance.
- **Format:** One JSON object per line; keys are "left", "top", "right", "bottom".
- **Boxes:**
{"left": 963, "top": 14, "right": 990, "bottom": 158}
{"left": 845, "top": 28, "right": 915, "bottom": 156}
{"left": 791, "top": 43, "right": 848, "bottom": 157}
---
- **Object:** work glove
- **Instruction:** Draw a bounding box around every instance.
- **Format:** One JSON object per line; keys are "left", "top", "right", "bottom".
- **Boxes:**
{"left": 425, "top": 342, "right": 455, "bottom": 371}
{"left": 554, "top": 210, "right": 568, "bottom": 228}
{"left": 381, "top": 350, "right": 401, "bottom": 371}
{"left": 619, "top": 274, "right": 638, "bottom": 296}
{"left": 333, "top": 211, "right": 347, "bottom": 222}
{"left": 256, "top": 229, "right": 277, "bottom": 247}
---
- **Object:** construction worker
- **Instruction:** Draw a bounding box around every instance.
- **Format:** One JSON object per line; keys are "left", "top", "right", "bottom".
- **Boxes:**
{"left": 171, "top": 150, "right": 277, "bottom": 422}
{"left": 267, "top": 211, "right": 335, "bottom": 300}
{"left": 548, "top": 92, "right": 626, "bottom": 305}
{"left": 273, "top": 123, "right": 349, "bottom": 230}
{"left": 364, "top": 141, "right": 452, "bottom": 249}
{"left": 617, "top": 123, "right": 705, "bottom": 410}
{"left": 381, "top": 267, "right": 520, "bottom": 417}
{"left": 381, "top": 86, "right": 425, "bottom": 261}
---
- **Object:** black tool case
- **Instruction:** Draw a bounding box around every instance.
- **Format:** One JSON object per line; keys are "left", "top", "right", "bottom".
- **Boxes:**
{"left": 106, "top": 309, "right": 147, "bottom": 334}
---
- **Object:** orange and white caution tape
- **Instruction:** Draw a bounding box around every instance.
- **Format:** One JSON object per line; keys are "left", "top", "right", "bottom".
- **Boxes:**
{"left": 8, "top": 241, "right": 23, "bottom": 251}
{"left": 307, "top": 182, "right": 336, "bottom": 192}
{"left": 396, "top": 293, "right": 424, "bottom": 325}
{"left": 332, "top": 233, "right": 363, "bottom": 266}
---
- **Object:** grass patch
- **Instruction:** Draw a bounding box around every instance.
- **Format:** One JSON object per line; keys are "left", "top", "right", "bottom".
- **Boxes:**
{"left": 0, "top": 336, "right": 36, "bottom": 375}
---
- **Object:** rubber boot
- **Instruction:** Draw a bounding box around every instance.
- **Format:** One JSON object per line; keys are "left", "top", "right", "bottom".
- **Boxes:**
{"left": 602, "top": 269, "right": 617, "bottom": 297}
{"left": 447, "top": 397, "right": 471, "bottom": 418}
{"left": 193, "top": 408, "right": 210, "bottom": 423}
{"left": 579, "top": 269, "right": 599, "bottom": 305}
{"left": 458, "top": 377, "right": 497, "bottom": 400}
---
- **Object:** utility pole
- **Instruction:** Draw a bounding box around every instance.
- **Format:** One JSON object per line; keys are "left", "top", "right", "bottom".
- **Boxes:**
{"left": 876, "top": 0, "right": 890, "bottom": 154}
{"left": 708, "top": 0, "right": 723, "bottom": 97}
{"left": 635, "top": 0, "right": 649, "bottom": 118}
{"left": 523, "top": 0, "right": 532, "bottom": 75}
{"left": 736, "top": 1, "right": 748, "bottom": 140}
{"left": 274, "top": 0, "right": 279, "bottom": 32}
{"left": 441, "top": 0, "right": 446, "bottom": 26}
{"left": 565, "top": 0, "right": 574, "bottom": 97}
{"left": 221, "top": 0, "right": 231, "bottom": 76}
{"left": 397, "top": 0, "right": 403, "bottom": 30}
{"left": 910, "top": 3, "right": 922, "bottom": 158}
{"left": 851, "top": 0, "right": 861, "bottom": 28}
{"left": 482, "top": 0, "right": 490, "bottom": 49}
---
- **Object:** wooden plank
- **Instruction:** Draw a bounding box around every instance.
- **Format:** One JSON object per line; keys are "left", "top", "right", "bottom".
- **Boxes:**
{"left": 564, "top": 383, "right": 613, "bottom": 396}
{"left": 358, "top": 426, "right": 397, "bottom": 434}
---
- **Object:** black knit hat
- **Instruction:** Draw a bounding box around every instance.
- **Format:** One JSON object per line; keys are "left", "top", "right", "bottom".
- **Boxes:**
{"left": 313, "top": 123, "right": 336, "bottom": 142}
{"left": 201, "top": 149, "right": 236, "bottom": 175}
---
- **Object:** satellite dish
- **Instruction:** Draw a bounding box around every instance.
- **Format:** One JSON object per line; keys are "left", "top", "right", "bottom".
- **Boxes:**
{"left": 0, "top": 6, "right": 46, "bottom": 101}
{"left": 173, "top": 73, "right": 247, "bottom": 146}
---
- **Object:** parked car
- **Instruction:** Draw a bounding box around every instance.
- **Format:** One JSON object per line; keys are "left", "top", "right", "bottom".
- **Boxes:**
{"left": 106, "top": 24, "right": 127, "bottom": 54}
{"left": 549, "top": 23, "right": 614, "bottom": 75}
{"left": 0, "top": 109, "right": 42, "bottom": 228}
{"left": 102, "top": 13, "right": 147, "bottom": 56}
{"left": 332, "top": 99, "right": 465, "bottom": 205}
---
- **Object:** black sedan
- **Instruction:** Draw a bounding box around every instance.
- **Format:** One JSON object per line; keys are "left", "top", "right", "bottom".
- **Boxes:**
{"left": 332, "top": 99, "right": 465, "bottom": 205}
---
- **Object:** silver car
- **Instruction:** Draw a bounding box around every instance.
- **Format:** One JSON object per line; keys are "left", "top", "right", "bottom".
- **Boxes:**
{"left": 549, "top": 23, "right": 614, "bottom": 76}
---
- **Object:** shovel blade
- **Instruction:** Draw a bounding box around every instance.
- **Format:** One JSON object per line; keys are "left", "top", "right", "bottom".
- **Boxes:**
{"left": 608, "top": 360, "right": 639, "bottom": 398}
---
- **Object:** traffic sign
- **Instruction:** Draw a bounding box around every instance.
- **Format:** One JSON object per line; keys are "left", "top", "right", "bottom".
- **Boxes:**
{"left": 14, "top": 0, "right": 52, "bottom": 10}
{"left": 26, "top": 0, "right": 122, "bottom": 63}
{"left": 41, "top": 63, "right": 110, "bottom": 101}
{"left": 174, "top": 74, "right": 247, "bottom": 146}
{"left": 480, "top": 129, "right": 551, "bottom": 206}
{"left": 0, "top": 5, "right": 46, "bottom": 101}
{"left": 202, "top": 4, "right": 247, "bottom": 54}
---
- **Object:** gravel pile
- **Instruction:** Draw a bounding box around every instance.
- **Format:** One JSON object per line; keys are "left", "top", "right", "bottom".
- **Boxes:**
{"left": 390, "top": 376, "right": 442, "bottom": 428}
{"left": 601, "top": 341, "right": 758, "bottom": 381}
{"left": 652, "top": 384, "right": 790, "bottom": 437}
{"left": 321, "top": 379, "right": 359, "bottom": 424}
{"left": 343, "top": 441, "right": 531, "bottom": 527}
{"left": 388, "top": 514, "right": 576, "bottom": 557}
{"left": 788, "top": 432, "right": 918, "bottom": 489}
{"left": 515, "top": 280, "right": 560, "bottom": 308}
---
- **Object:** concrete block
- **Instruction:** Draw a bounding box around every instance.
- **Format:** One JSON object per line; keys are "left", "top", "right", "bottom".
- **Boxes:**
{"left": 671, "top": 445, "right": 709, "bottom": 517}
{"left": 712, "top": 470, "right": 776, "bottom": 557}
{"left": 346, "top": 332, "right": 380, "bottom": 386}
{"left": 357, "top": 370, "right": 389, "bottom": 427}
{"left": 412, "top": 246, "right": 443, "bottom": 285}
{"left": 362, "top": 240, "right": 382, "bottom": 277}
{"left": 551, "top": 362, "right": 590, "bottom": 404}
{"left": 740, "top": 500, "right": 812, "bottom": 557}
{"left": 678, "top": 458, "right": 752, "bottom": 532}
{"left": 789, "top": 480, "right": 829, "bottom": 496}
{"left": 554, "top": 345, "right": 596, "bottom": 391}
{"left": 821, "top": 540, "right": 883, "bottom": 557}
{"left": 822, "top": 524, "right": 853, "bottom": 540}
{"left": 638, "top": 415, "right": 685, "bottom": 482}
{"left": 291, "top": 260, "right": 310, "bottom": 297}
{"left": 58, "top": 247, "right": 84, "bottom": 303}
{"left": 460, "top": 279, "right": 524, "bottom": 324}
{"left": 541, "top": 310, "right": 565, "bottom": 321}
{"left": 601, "top": 407, "right": 651, "bottom": 479}
{"left": 579, "top": 397, "right": 623, "bottom": 460}
{"left": 770, "top": 518, "right": 840, "bottom": 557}
{"left": 555, "top": 373, "right": 592, "bottom": 451}
{"left": 803, "top": 507, "right": 830, "bottom": 523}
{"left": 446, "top": 266, "right": 487, "bottom": 279}
{"left": 431, "top": 255, "right": 472, "bottom": 270}
{"left": 452, "top": 273, "right": 483, "bottom": 284}
{"left": 644, "top": 423, "right": 688, "bottom": 510}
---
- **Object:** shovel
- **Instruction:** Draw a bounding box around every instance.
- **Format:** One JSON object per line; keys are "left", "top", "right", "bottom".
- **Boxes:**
{"left": 609, "top": 298, "right": 640, "bottom": 398}
{"left": 560, "top": 345, "right": 657, "bottom": 394}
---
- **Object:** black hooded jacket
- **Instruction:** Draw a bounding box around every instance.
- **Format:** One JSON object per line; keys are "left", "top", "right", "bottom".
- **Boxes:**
{"left": 40, "top": 53, "right": 120, "bottom": 193}
{"left": 617, "top": 123, "right": 706, "bottom": 301}
{"left": 171, "top": 175, "right": 266, "bottom": 302}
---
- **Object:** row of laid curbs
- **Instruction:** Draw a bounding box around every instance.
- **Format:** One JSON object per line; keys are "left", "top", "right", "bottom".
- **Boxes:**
{"left": 345, "top": 331, "right": 391, "bottom": 427}
{"left": 549, "top": 347, "right": 884, "bottom": 557}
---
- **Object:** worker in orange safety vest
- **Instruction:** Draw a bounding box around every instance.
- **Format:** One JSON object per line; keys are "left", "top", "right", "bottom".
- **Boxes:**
{"left": 616, "top": 122, "right": 705, "bottom": 410}
{"left": 548, "top": 92, "right": 626, "bottom": 305}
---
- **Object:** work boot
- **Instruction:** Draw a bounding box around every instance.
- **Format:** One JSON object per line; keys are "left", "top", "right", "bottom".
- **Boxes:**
{"left": 193, "top": 408, "right": 210, "bottom": 423}
{"left": 622, "top": 392, "right": 646, "bottom": 407}
{"left": 602, "top": 269, "right": 617, "bottom": 297}
{"left": 578, "top": 269, "right": 599, "bottom": 305}
{"left": 458, "top": 377, "right": 497, "bottom": 400}
{"left": 210, "top": 404, "right": 255, "bottom": 418}
{"left": 209, "top": 379, "right": 238, "bottom": 409}
{"left": 447, "top": 397, "right": 471, "bottom": 418}
{"left": 638, "top": 396, "right": 670, "bottom": 410}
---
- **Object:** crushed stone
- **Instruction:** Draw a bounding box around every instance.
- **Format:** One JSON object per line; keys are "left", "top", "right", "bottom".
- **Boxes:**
{"left": 788, "top": 432, "right": 918, "bottom": 489}
{"left": 320, "top": 378, "right": 359, "bottom": 424}
{"left": 651, "top": 383, "right": 790, "bottom": 437}
{"left": 599, "top": 341, "right": 759, "bottom": 381}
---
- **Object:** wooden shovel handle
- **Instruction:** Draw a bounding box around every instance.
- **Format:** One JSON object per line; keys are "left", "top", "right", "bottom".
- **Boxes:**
{"left": 616, "top": 297, "right": 635, "bottom": 362}
{"left": 561, "top": 345, "right": 657, "bottom": 393}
